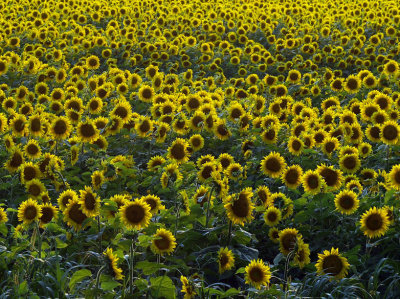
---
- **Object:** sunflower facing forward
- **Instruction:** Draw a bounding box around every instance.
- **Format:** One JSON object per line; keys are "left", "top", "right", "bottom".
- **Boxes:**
{"left": 119, "top": 198, "right": 152, "bottom": 230}
{"left": 316, "top": 248, "right": 350, "bottom": 279}
{"left": 245, "top": 259, "right": 271, "bottom": 289}
{"left": 224, "top": 188, "right": 254, "bottom": 226}
{"left": 260, "top": 152, "right": 287, "bottom": 178}
{"left": 18, "top": 198, "right": 42, "bottom": 225}
{"left": 360, "top": 207, "right": 390, "bottom": 238}
{"left": 151, "top": 228, "right": 177, "bottom": 255}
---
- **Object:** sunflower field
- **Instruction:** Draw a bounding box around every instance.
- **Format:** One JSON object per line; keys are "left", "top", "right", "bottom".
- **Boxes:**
{"left": 1, "top": 0, "right": 400, "bottom": 297}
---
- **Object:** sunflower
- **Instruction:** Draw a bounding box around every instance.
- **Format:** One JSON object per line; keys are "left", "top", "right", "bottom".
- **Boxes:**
{"left": 256, "top": 185, "right": 272, "bottom": 206}
{"left": 214, "top": 118, "right": 231, "bottom": 140}
{"left": 217, "top": 247, "right": 235, "bottom": 274}
{"left": 19, "top": 162, "right": 41, "bottom": 183}
{"left": 28, "top": 114, "right": 46, "bottom": 137}
{"left": 198, "top": 162, "right": 217, "bottom": 182}
{"left": 279, "top": 228, "right": 302, "bottom": 255}
{"left": 316, "top": 248, "right": 350, "bottom": 279}
{"left": 135, "top": 116, "right": 153, "bottom": 138}
{"left": 389, "top": 164, "right": 400, "bottom": 190}
{"left": 264, "top": 206, "right": 282, "bottom": 226}
{"left": 105, "top": 194, "right": 130, "bottom": 219}
{"left": 119, "top": 198, "right": 152, "bottom": 230}
{"left": 260, "top": 152, "right": 287, "bottom": 178}
{"left": 39, "top": 203, "right": 58, "bottom": 227}
{"left": 0, "top": 207, "right": 8, "bottom": 224}
{"left": 142, "top": 194, "right": 165, "bottom": 214}
{"left": 360, "top": 207, "right": 390, "bottom": 238}
{"left": 78, "top": 186, "right": 101, "bottom": 217}
{"left": 293, "top": 240, "right": 311, "bottom": 269}
{"left": 24, "top": 139, "right": 42, "bottom": 160}
{"left": 147, "top": 155, "right": 166, "bottom": 171}
{"left": 111, "top": 101, "right": 132, "bottom": 124}
{"left": 58, "top": 189, "right": 79, "bottom": 211}
{"left": 10, "top": 114, "right": 27, "bottom": 137}
{"left": 181, "top": 276, "right": 196, "bottom": 299}
{"left": 245, "top": 259, "right": 271, "bottom": 290}
{"left": 151, "top": 228, "right": 177, "bottom": 255}
{"left": 317, "top": 164, "right": 343, "bottom": 191}
{"left": 25, "top": 179, "right": 46, "bottom": 199}
{"left": 189, "top": 134, "right": 204, "bottom": 151}
{"left": 86, "top": 55, "right": 100, "bottom": 70}
{"left": 339, "top": 154, "right": 361, "bottom": 174}
{"left": 217, "top": 153, "right": 234, "bottom": 170}
{"left": 302, "top": 170, "right": 324, "bottom": 194}
{"left": 77, "top": 119, "right": 100, "bottom": 143}
{"left": 5, "top": 147, "right": 25, "bottom": 173}
{"left": 18, "top": 198, "right": 42, "bottom": 225}
{"left": 268, "top": 227, "right": 280, "bottom": 243}
{"left": 50, "top": 116, "right": 72, "bottom": 140}
{"left": 334, "top": 189, "right": 359, "bottom": 215}
{"left": 138, "top": 84, "right": 154, "bottom": 103}
{"left": 63, "top": 198, "right": 88, "bottom": 231}
{"left": 321, "top": 137, "right": 339, "bottom": 156}
{"left": 87, "top": 97, "right": 104, "bottom": 114}
{"left": 104, "top": 248, "right": 124, "bottom": 280}
{"left": 287, "top": 136, "right": 304, "bottom": 155}
{"left": 167, "top": 138, "right": 190, "bottom": 163}
{"left": 91, "top": 170, "right": 105, "bottom": 190}
{"left": 344, "top": 75, "right": 361, "bottom": 94}
{"left": 281, "top": 165, "right": 303, "bottom": 189}
{"left": 225, "top": 163, "right": 243, "bottom": 180}
{"left": 224, "top": 188, "right": 254, "bottom": 226}
{"left": 380, "top": 120, "right": 400, "bottom": 145}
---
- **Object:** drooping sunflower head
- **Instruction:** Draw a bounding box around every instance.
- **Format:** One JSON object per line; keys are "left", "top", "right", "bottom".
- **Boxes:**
{"left": 244, "top": 259, "right": 271, "bottom": 290}
{"left": 141, "top": 194, "right": 165, "bottom": 215}
{"left": 260, "top": 152, "right": 287, "bottom": 178}
{"left": 104, "top": 248, "right": 124, "bottom": 280}
{"left": 256, "top": 185, "right": 272, "bottom": 207}
{"left": 58, "top": 189, "right": 78, "bottom": 211}
{"left": 217, "top": 247, "right": 235, "bottom": 274}
{"left": 119, "top": 198, "right": 152, "bottom": 230}
{"left": 316, "top": 248, "right": 350, "bottom": 279}
{"left": 360, "top": 207, "right": 390, "bottom": 238}
{"left": 78, "top": 186, "right": 101, "bottom": 217}
{"left": 151, "top": 228, "right": 177, "bottom": 255}
{"left": 39, "top": 203, "right": 58, "bottom": 227}
{"left": 293, "top": 240, "right": 311, "bottom": 269}
{"left": 0, "top": 207, "right": 8, "bottom": 224}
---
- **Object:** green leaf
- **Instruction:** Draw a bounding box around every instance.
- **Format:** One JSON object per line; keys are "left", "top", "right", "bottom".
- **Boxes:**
{"left": 101, "top": 280, "right": 121, "bottom": 291}
{"left": 150, "top": 276, "right": 175, "bottom": 299}
{"left": 235, "top": 267, "right": 245, "bottom": 274}
{"left": 18, "top": 280, "right": 28, "bottom": 295}
{"left": 69, "top": 269, "right": 92, "bottom": 291}
{"left": 136, "top": 261, "right": 164, "bottom": 275}
{"left": 0, "top": 223, "right": 7, "bottom": 236}
{"left": 56, "top": 238, "right": 68, "bottom": 249}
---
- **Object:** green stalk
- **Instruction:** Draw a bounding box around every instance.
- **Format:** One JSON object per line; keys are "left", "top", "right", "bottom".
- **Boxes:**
{"left": 94, "top": 266, "right": 106, "bottom": 299}
{"left": 205, "top": 187, "right": 214, "bottom": 227}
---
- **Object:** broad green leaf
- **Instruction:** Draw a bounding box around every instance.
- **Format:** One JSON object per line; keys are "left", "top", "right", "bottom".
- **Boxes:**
{"left": 150, "top": 276, "right": 175, "bottom": 299}
{"left": 69, "top": 269, "right": 92, "bottom": 291}
{"left": 135, "top": 261, "right": 163, "bottom": 275}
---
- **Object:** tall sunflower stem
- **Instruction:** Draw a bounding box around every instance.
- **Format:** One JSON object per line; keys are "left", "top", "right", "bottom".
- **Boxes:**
{"left": 226, "top": 221, "right": 232, "bottom": 247}
{"left": 129, "top": 234, "right": 136, "bottom": 295}
{"left": 97, "top": 216, "right": 102, "bottom": 252}
{"left": 94, "top": 265, "right": 106, "bottom": 299}
{"left": 205, "top": 188, "right": 214, "bottom": 228}
{"left": 36, "top": 221, "right": 42, "bottom": 259}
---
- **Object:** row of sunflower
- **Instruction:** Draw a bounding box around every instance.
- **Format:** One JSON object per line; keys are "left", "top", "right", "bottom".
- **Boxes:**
{"left": 0, "top": 0, "right": 400, "bottom": 297}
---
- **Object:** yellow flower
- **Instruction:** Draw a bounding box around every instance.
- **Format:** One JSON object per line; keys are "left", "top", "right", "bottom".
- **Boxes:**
{"left": 260, "top": 152, "right": 287, "bottom": 178}
{"left": 224, "top": 188, "right": 254, "bottom": 226}
{"left": 293, "top": 240, "right": 311, "bottom": 269}
{"left": 63, "top": 198, "right": 88, "bottom": 231}
{"left": 334, "top": 189, "right": 359, "bottom": 215}
{"left": 151, "top": 228, "right": 177, "bottom": 255}
{"left": 281, "top": 165, "right": 303, "bottom": 189}
{"left": 77, "top": 119, "right": 100, "bottom": 143}
{"left": 245, "top": 259, "right": 271, "bottom": 289}
{"left": 316, "top": 248, "right": 350, "bottom": 279}
{"left": 79, "top": 186, "right": 101, "bottom": 217}
{"left": 104, "top": 248, "right": 124, "bottom": 280}
{"left": 167, "top": 138, "right": 190, "bottom": 163}
{"left": 360, "top": 207, "right": 390, "bottom": 238}
{"left": 279, "top": 228, "right": 302, "bottom": 255}
{"left": 39, "top": 203, "right": 58, "bottom": 227}
{"left": 264, "top": 206, "right": 282, "bottom": 226}
{"left": 18, "top": 198, "right": 42, "bottom": 225}
{"left": 141, "top": 194, "right": 165, "bottom": 215}
{"left": 218, "top": 247, "right": 235, "bottom": 274}
{"left": 301, "top": 170, "right": 324, "bottom": 194}
{"left": 0, "top": 207, "right": 8, "bottom": 223}
{"left": 119, "top": 198, "right": 152, "bottom": 230}
{"left": 180, "top": 276, "right": 196, "bottom": 299}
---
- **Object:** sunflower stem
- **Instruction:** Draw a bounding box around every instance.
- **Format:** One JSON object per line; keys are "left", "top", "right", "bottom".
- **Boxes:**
{"left": 94, "top": 265, "right": 106, "bottom": 299}
{"left": 97, "top": 216, "right": 102, "bottom": 252}
{"left": 36, "top": 221, "right": 42, "bottom": 259}
{"left": 205, "top": 187, "right": 214, "bottom": 227}
{"left": 129, "top": 234, "right": 136, "bottom": 295}
{"left": 226, "top": 221, "right": 232, "bottom": 247}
